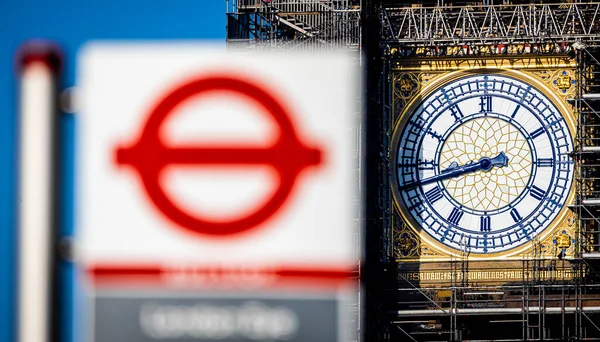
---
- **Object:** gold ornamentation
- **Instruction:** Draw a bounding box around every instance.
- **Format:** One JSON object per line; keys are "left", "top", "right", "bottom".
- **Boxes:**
{"left": 528, "top": 69, "right": 577, "bottom": 101}
{"left": 392, "top": 72, "right": 445, "bottom": 125}
{"left": 552, "top": 70, "right": 577, "bottom": 96}
{"left": 540, "top": 242, "right": 553, "bottom": 254}
{"left": 555, "top": 213, "right": 576, "bottom": 257}
{"left": 555, "top": 232, "right": 572, "bottom": 249}
{"left": 556, "top": 75, "right": 572, "bottom": 90}
{"left": 394, "top": 73, "right": 419, "bottom": 99}
{"left": 393, "top": 206, "right": 421, "bottom": 259}
{"left": 420, "top": 242, "right": 446, "bottom": 258}
{"left": 531, "top": 70, "right": 552, "bottom": 82}
{"left": 400, "top": 268, "right": 576, "bottom": 285}
{"left": 420, "top": 72, "right": 437, "bottom": 85}
{"left": 392, "top": 73, "right": 419, "bottom": 123}
{"left": 392, "top": 56, "right": 577, "bottom": 72}
{"left": 439, "top": 117, "right": 532, "bottom": 211}
{"left": 395, "top": 231, "right": 419, "bottom": 258}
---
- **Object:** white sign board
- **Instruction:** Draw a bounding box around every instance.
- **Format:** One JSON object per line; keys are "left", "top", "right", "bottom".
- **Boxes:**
{"left": 77, "top": 44, "right": 359, "bottom": 283}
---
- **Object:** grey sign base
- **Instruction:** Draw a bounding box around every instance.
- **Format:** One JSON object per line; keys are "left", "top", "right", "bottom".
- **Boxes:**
{"left": 93, "top": 291, "right": 341, "bottom": 342}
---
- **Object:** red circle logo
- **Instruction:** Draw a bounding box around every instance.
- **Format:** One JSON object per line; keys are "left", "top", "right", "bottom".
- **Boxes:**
{"left": 115, "top": 75, "right": 322, "bottom": 236}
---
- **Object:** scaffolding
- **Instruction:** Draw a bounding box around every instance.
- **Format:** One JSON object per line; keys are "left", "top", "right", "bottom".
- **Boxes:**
{"left": 226, "top": 0, "right": 361, "bottom": 51}
{"left": 226, "top": 3, "right": 363, "bottom": 339}
{"left": 226, "top": 0, "right": 600, "bottom": 341}
{"left": 382, "top": 2, "right": 600, "bottom": 46}
{"left": 575, "top": 47, "right": 600, "bottom": 261}
{"left": 379, "top": 2, "right": 600, "bottom": 341}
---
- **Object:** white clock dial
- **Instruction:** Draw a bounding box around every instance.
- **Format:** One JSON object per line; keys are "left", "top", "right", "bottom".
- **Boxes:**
{"left": 393, "top": 74, "right": 574, "bottom": 254}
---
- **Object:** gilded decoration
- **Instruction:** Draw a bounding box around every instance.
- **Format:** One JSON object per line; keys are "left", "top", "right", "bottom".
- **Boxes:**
{"left": 394, "top": 231, "right": 419, "bottom": 258}
{"left": 420, "top": 242, "right": 447, "bottom": 259}
{"left": 392, "top": 206, "right": 420, "bottom": 258}
{"left": 530, "top": 70, "right": 553, "bottom": 82}
{"left": 392, "top": 72, "right": 418, "bottom": 122}
{"left": 394, "top": 73, "right": 418, "bottom": 99}
{"left": 514, "top": 211, "right": 577, "bottom": 260}
{"left": 392, "top": 72, "right": 444, "bottom": 124}
{"left": 552, "top": 213, "right": 577, "bottom": 256}
{"left": 390, "top": 56, "right": 579, "bottom": 264}
{"left": 529, "top": 69, "right": 577, "bottom": 99}
{"left": 552, "top": 69, "right": 577, "bottom": 96}
{"left": 555, "top": 231, "right": 573, "bottom": 249}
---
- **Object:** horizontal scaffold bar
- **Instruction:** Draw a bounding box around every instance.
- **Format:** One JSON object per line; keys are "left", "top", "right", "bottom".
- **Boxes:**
{"left": 396, "top": 306, "right": 600, "bottom": 316}
{"left": 383, "top": 3, "right": 600, "bottom": 46}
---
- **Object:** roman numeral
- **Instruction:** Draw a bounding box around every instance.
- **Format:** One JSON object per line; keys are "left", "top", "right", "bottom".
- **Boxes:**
{"left": 530, "top": 185, "right": 546, "bottom": 201}
{"left": 447, "top": 207, "right": 464, "bottom": 226}
{"left": 427, "top": 129, "right": 443, "bottom": 142}
{"left": 480, "top": 96, "right": 492, "bottom": 113}
{"left": 449, "top": 104, "right": 463, "bottom": 121}
{"left": 425, "top": 187, "right": 443, "bottom": 204}
{"left": 441, "top": 88, "right": 463, "bottom": 121}
{"left": 510, "top": 104, "right": 521, "bottom": 118}
{"left": 407, "top": 198, "right": 423, "bottom": 211}
{"left": 519, "top": 85, "right": 532, "bottom": 101}
{"left": 510, "top": 208, "right": 523, "bottom": 222}
{"left": 480, "top": 216, "right": 491, "bottom": 232}
{"left": 529, "top": 127, "right": 545, "bottom": 139}
{"left": 536, "top": 158, "right": 554, "bottom": 167}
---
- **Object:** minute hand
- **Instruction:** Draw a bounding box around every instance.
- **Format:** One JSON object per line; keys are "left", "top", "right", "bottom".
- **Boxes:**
{"left": 399, "top": 152, "right": 509, "bottom": 191}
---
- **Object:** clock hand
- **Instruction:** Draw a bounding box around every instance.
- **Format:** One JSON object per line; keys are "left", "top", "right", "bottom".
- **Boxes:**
{"left": 399, "top": 152, "right": 509, "bottom": 191}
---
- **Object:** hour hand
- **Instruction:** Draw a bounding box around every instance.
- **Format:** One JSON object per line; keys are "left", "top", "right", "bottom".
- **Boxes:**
{"left": 442, "top": 161, "right": 460, "bottom": 173}
{"left": 399, "top": 152, "right": 509, "bottom": 191}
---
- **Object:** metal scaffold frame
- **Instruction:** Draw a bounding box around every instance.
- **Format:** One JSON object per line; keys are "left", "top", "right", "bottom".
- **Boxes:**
{"left": 575, "top": 46, "right": 600, "bottom": 261}
{"left": 226, "top": 2, "right": 364, "bottom": 340}
{"left": 378, "top": 2, "right": 600, "bottom": 341}
{"left": 382, "top": 2, "right": 600, "bottom": 46}
{"left": 390, "top": 261, "right": 600, "bottom": 341}
{"left": 226, "top": 0, "right": 361, "bottom": 51}
{"left": 225, "top": 1, "right": 600, "bottom": 341}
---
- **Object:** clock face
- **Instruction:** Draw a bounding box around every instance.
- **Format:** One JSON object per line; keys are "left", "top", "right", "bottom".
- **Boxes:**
{"left": 393, "top": 74, "right": 574, "bottom": 254}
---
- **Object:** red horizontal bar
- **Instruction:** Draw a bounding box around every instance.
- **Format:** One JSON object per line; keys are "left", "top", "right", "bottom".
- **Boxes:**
{"left": 86, "top": 264, "right": 358, "bottom": 291}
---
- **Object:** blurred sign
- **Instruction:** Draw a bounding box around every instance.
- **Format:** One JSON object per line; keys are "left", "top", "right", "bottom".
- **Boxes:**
{"left": 77, "top": 43, "right": 359, "bottom": 341}
{"left": 113, "top": 74, "right": 323, "bottom": 237}
{"left": 94, "top": 293, "right": 339, "bottom": 342}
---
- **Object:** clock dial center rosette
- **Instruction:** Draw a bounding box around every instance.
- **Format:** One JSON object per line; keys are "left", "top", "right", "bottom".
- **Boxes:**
{"left": 440, "top": 117, "right": 533, "bottom": 212}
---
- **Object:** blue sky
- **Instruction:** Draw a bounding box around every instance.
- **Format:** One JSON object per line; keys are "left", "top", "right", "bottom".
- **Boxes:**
{"left": 0, "top": 2, "right": 225, "bottom": 340}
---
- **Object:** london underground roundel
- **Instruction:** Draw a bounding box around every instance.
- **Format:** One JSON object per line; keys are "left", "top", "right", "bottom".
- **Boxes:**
{"left": 392, "top": 72, "right": 575, "bottom": 254}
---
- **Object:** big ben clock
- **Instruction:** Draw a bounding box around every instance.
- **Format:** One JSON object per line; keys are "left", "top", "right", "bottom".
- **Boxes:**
{"left": 391, "top": 71, "right": 575, "bottom": 256}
